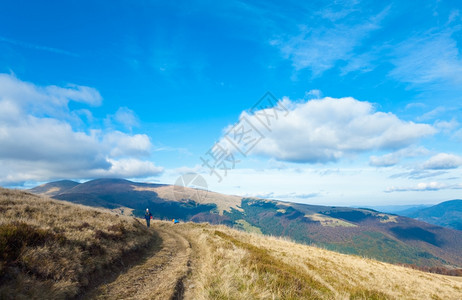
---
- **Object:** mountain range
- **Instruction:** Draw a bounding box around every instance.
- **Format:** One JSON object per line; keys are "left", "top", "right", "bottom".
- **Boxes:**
{"left": 29, "top": 178, "right": 462, "bottom": 269}
{"left": 397, "top": 200, "right": 462, "bottom": 231}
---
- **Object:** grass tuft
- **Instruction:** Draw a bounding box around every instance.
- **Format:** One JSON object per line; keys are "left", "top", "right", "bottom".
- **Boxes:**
{"left": 214, "top": 230, "right": 331, "bottom": 299}
{"left": 0, "top": 187, "right": 156, "bottom": 299}
{"left": 349, "top": 288, "right": 391, "bottom": 299}
{"left": 0, "top": 222, "right": 66, "bottom": 264}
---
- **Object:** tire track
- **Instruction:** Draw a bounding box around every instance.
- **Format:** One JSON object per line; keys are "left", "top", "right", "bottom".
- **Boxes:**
{"left": 85, "top": 222, "right": 191, "bottom": 300}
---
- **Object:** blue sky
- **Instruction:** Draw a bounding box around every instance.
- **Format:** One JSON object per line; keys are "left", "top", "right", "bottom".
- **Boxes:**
{"left": 1, "top": 0, "right": 461, "bottom": 206}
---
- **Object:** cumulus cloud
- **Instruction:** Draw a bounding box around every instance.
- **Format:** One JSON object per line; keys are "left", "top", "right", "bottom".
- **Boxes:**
{"left": 385, "top": 182, "right": 462, "bottom": 193}
{"left": 369, "top": 147, "right": 429, "bottom": 167}
{"left": 0, "top": 73, "right": 162, "bottom": 185}
{"left": 103, "top": 131, "right": 152, "bottom": 157}
{"left": 0, "top": 116, "right": 106, "bottom": 166}
{"left": 0, "top": 74, "right": 102, "bottom": 119}
{"left": 97, "top": 158, "right": 164, "bottom": 178}
{"left": 421, "top": 153, "right": 462, "bottom": 170}
{"left": 220, "top": 97, "right": 436, "bottom": 163}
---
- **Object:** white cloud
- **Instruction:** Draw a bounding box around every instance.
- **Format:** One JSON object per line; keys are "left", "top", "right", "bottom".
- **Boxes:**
{"left": 221, "top": 97, "right": 436, "bottom": 163}
{"left": 416, "top": 106, "right": 448, "bottom": 121}
{"left": 113, "top": 107, "right": 140, "bottom": 130}
{"left": 0, "top": 74, "right": 102, "bottom": 118}
{"left": 385, "top": 182, "right": 462, "bottom": 193}
{"left": 369, "top": 147, "right": 429, "bottom": 167}
{"left": 405, "top": 102, "right": 426, "bottom": 110}
{"left": 0, "top": 74, "right": 162, "bottom": 185}
{"left": 276, "top": 6, "right": 388, "bottom": 75}
{"left": 97, "top": 158, "right": 164, "bottom": 178}
{"left": 104, "top": 131, "right": 151, "bottom": 157}
{"left": 390, "top": 31, "right": 462, "bottom": 87}
{"left": 421, "top": 153, "right": 462, "bottom": 170}
{"left": 390, "top": 170, "right": 448, "bottom": 180}
{"left": 280, "top": 23, "right": 376, "bottom": 75}
{"left": 104, "top": 107, "right": 142, "bottom": 132}
{"left": 386, "top": 152, "right": 462, "bottom": 179}
{"left": 0, "top": 113, "right": 104, "bottom": 165}
{"left": 434, "top": 118, "right": 459, "bottom": 133}
{"left": 305, "top": 89, "right": 322, "bottom": 99}
{"left": 454, "top": 128, "right": 462, "bottom": 141}
{"left": 340, "top": 52, "right": 375, "bottom": 75}
{"left": 369, "top": 153, "right": 400, "bottom": 167}
{"left": 46, "top": 84, "right": 102, "bottom": 106}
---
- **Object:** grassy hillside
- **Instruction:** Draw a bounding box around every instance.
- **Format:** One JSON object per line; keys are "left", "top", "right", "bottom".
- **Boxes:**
{"left": 29, "top": 179, "right": 462, "bottom": 269}
{"left": 173, "top": 222, "right": 462, "bottom": 299}
{"left": 0, "top": 188, "right": 158, "bottom": 299}
{"left": 1, "top": 187, "right": 462, "bottom": 299}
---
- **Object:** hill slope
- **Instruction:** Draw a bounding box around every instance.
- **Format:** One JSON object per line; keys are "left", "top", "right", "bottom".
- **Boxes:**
{"left": 29, "top": 179, "right": 462, "bottom": 269}
{"left": 179, "top": 223, "right": 462, "bottom": 300}
{"left": 1, "top": 188, "right": 462, "bottom": 299}
{"left": 28, "top": 180, "right": 80, "bottom": 196}
{"left": 0, "top": 188, "right": 159, "bottom": 299}
{"left": 401, "top": 200, "right": 462, "bottom": 231}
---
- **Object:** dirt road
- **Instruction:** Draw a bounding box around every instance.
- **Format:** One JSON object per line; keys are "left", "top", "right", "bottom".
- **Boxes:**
{"left": 85, "top": 222, "right": 192, "bottom": 300}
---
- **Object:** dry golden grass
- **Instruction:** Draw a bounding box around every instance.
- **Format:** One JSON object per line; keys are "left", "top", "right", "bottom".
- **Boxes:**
{"left": 2, "top": 187, "right": 462, "bottom": 300}
{"left": 170, "top": 222, "right": 462, "bottom": 300}
{"left": 0, "top": 188, "right": 157, "bottom": 299}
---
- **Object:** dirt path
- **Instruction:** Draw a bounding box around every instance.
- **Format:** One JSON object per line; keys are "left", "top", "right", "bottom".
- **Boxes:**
{"left": 85, "top": 222, "right": 192, "bottom": 300}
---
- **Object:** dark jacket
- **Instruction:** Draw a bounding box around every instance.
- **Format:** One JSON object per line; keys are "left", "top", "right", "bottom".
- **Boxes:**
{"left": 145, "top": 211, "right": 152, "bottom": 220}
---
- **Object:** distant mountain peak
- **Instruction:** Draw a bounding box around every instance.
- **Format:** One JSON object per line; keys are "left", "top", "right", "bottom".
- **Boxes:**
{"left": 402, "top": 199, "right": 462, "bottom": 231}
{"left": 28, "top": 180, "right": 80, "bottom": 196}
